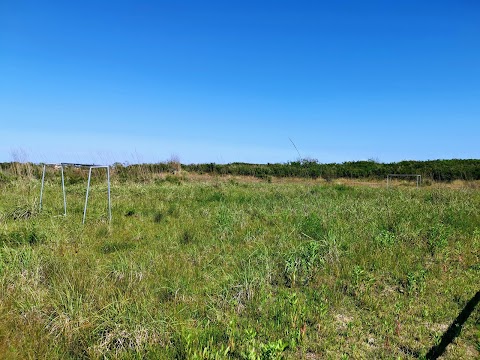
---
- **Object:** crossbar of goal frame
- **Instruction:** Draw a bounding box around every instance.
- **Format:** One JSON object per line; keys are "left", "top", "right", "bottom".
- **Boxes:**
{"left": 39, "top": 163, "right": 111, "bottom": 223}
{"left": 386, "top": 174, "right": 422, "bottom": 189}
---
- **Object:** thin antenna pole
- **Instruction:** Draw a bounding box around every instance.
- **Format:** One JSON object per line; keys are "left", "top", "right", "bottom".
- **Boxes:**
{"left": 289, "top": 137, "right": 302, "bottom": 159}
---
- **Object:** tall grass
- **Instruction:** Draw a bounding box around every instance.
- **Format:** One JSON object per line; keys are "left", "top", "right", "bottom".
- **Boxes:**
{"left": 0, "top": 172, "right": 478, "bottom": 359}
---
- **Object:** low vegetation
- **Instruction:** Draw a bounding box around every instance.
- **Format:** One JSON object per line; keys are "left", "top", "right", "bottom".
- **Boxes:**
{"left": 127, "top": 159, "right": 480, "bottom": 182}
{"left": 2, "top": 158, "right": 480, "bottom": 182}
{"left": 0, "top": 164, "right": 479, "bottom": 359}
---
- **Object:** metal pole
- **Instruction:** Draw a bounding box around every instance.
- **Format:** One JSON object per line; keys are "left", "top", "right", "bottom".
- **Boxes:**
{"left": 107, "top": 166, "right": 111, "bottom": 222}
{"left": 39, "top": 164, "right": 46, "bottom": 210}
{"left": 83, "top": 167, "right": 93, "bottom": 224}
{"left": 61, "top": 165, "right": 67, "bottom": 216}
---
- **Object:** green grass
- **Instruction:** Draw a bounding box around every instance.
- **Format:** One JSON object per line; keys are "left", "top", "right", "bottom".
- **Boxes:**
{"left": 0, "top": 175, "right": 479, "bottom": 359}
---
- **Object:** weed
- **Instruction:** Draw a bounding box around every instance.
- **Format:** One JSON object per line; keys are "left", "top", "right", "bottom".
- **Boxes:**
{"left": 100, "top": 241, "right": 136, "bottom": 254}
{"left": 427, "top": 223, "right": 450, "bottom": 253}
{"left": 0, "top": 224, "right": 45, "bottom": 246}
{"left": 285, "top": 241, "right": 323, "bottom": 287}
{"left": 0, "top": 170, "right": 11, "bottom": 183}
{"left": 375, "top": 229, "right": 396, "bottom": 247}
{"left": 96, "top": 225, "right": 109, "bottom": 238}
{"left": 180, "top": 230, "right": 195, "bottom": 245}
{"left": 153, "top": 211, "right": 163, "bottom": 223}
{"left": 165, "top": 174, "right": 182, "bottom": 185}
{"left": 216, "top": 206, "right": 233, "bottom": 236}
{"left": 334, "top": 184, "right": 351, "bottom": 192}
{"left": 300, "top": 213, "right": 325, "bottom": 240}
{"left": 405, "top": 269, "right": 427, "bottom": 295}
{"left": 352, "top": 265, "right": 365, "bottom": 287}
{"left": 167, "top": 205, "right": 178, "bottom": 217}
{"left": 124, "top": 208, "right": 136, "bottom": 217}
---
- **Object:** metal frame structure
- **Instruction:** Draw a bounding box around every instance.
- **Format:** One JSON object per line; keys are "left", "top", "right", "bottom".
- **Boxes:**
{"left": 39, "top": 163, "right": 111, "bottom": 223}
{"left": 386, "top": 174, "right": 422, "bottom": 189}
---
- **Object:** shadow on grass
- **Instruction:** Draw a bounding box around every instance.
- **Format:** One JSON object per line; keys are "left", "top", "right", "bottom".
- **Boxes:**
{"left": 425, "top": 290, "right": 480, "bottom": 360}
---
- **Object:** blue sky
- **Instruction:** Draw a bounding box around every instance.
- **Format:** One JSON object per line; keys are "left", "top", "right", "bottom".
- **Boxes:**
{"left": 1, "top": 1, "right": 479, "bottom": 164}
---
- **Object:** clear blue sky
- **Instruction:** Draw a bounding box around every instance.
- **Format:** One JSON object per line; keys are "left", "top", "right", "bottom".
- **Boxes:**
{"left": 1, "top": 1, "right": 479, "bottom": 164}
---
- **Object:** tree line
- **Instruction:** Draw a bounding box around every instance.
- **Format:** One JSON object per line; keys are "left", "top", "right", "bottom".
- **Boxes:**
{"left": 182, "top": 159, "right": 480, "bottom": 181}
{"left": 1, "top": 159, "right": 479, "bottom": 182}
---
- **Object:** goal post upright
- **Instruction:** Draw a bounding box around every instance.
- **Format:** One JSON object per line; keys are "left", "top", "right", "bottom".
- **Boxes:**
{"left": 39, "top": 163, "right": 111, "bottom": 223}
{"left": 80, "top": 164, "right": 111, "bottom": 224}
{"left": 387, "top": 174, "right": 422, "bottom": 189}
{"left": 83, "top": 166, "right": 93, "bottom": 224}
{"left": 39, "top": 163, "right": 67, "bottom": 216}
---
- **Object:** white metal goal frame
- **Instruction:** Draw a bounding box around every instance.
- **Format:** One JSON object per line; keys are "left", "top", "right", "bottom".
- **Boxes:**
{"left": 386, "top": 174, "right": 422, "bottom": 188}
{"left": 39, "top": 163, "right": 111, "bottom": 223}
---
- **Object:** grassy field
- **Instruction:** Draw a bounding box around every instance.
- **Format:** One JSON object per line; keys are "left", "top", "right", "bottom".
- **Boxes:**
{"left": 0, "top": 171, "right": 479, "bottom": 359}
